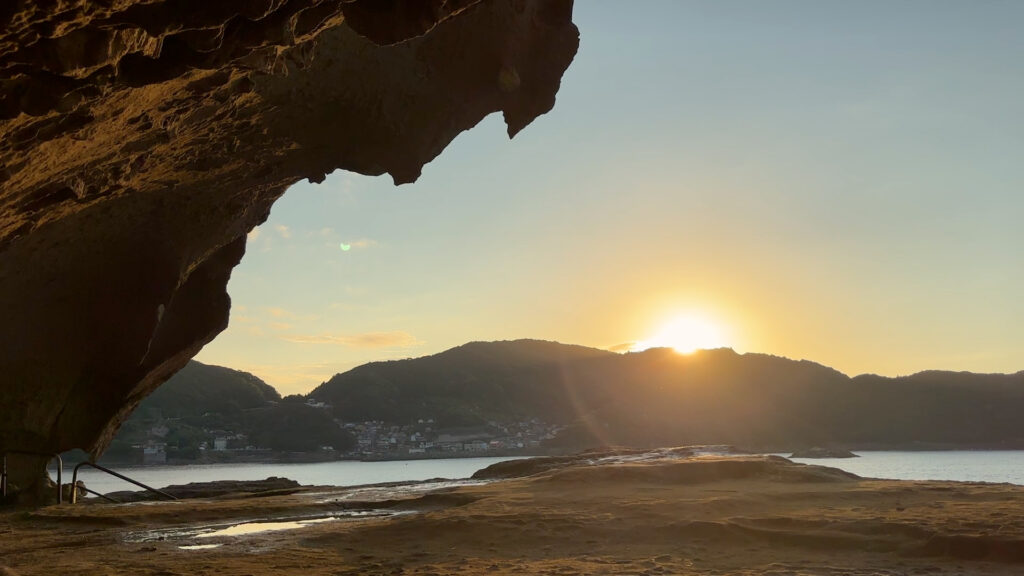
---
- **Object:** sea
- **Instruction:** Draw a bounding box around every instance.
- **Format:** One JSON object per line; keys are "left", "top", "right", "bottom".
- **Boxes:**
{"left": 61, "top": 451, "right": 1024, "bottom": 495}
{"left": 785, "top": 450, "right": 1024, "bottom": 485}
{"left": 67, "top": 456, "right": 522, "bottom": 495}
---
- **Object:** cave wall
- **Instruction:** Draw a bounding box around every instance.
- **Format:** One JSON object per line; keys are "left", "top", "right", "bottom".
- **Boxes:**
{"left": 0, "top": 0, "right": 578, "bottom": 489}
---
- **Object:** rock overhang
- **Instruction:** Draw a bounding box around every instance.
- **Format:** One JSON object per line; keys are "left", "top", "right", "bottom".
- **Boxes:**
{"left": 0, "top": 0, "right": 578, "bottom": 498}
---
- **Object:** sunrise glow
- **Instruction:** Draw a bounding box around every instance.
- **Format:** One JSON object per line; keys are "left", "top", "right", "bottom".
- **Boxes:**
{"left": 632, "top": 314, "right": 729, "bottom": 354}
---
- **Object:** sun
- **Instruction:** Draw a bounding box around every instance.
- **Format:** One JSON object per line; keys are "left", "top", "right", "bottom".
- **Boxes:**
{"left": 632, "top": 314, "right": 729, "bottom": 354}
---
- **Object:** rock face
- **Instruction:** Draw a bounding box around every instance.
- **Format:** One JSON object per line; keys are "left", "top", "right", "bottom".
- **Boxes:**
{"left": 0, "top": 0, "right": 578, "bottom": 498}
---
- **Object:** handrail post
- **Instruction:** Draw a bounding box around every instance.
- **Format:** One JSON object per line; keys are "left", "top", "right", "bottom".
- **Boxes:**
{"left": 54, "top": 453, "right": 63, "bottom": 504}
{"left": 1, "top": 455, "right": 7, "bottom": 498}
{"left": 71, "top": 462, "right": 80, "bottom": 504}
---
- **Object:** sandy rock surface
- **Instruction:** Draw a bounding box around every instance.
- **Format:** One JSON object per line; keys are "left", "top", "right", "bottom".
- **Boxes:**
{"left": 3, "top": 455, "right": 1023, "bottom": 575}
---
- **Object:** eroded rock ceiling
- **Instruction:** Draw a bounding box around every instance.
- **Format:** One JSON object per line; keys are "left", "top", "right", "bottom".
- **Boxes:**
{"left": 0, "top": 0, "right": 577, "bottom": 496}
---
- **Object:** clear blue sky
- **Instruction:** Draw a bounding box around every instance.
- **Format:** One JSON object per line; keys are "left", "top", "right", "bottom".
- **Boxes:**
{"left": 197, "top": 1, "right": 1024, "bottom": 394}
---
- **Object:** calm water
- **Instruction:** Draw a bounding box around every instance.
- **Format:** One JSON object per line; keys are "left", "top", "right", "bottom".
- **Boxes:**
{"left": 63, "top": 451, "right": 1024, "bottom": 495}
{"left": 68, "top": 456, "right": 522, "bottom": 495}
{"left": 787, "top": 450, "right": 1024, "bottom": 485}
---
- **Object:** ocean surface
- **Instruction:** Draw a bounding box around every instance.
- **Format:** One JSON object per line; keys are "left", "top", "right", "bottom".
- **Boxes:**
{"left": 786, "top": 450, "right": 1024, "bottom": 485}
{"left": 61, "top": 450, "right": 1024, "bottom": 495}
{"left": 67, "top": 457, "right": 523, "bottom": 495}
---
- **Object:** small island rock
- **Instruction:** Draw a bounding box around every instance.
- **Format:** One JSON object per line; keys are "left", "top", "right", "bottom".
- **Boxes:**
{"left": 789, "top": 447, "right": 859, "bottom": 459}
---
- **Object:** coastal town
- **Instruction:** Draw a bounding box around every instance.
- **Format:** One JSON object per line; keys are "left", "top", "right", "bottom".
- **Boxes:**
{"left": 119, "top": 398, "right": 567, "bottom": 465}
{"left": 343, "top": 416, "right": 564, "bottom": 459}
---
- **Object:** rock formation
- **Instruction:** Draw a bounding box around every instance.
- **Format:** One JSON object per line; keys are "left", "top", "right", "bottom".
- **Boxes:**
{"left": 0, "top": 0, "right": 578, "bottom": 500}
{"left": 789, "top": 447, "right": 859, "bottom": 459}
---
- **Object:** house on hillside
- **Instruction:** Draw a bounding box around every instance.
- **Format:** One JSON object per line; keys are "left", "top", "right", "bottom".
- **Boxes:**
{"left": 435, "top": 427, "right": 494, "bottom": 444}
{"left": 143, "top": 443, "right": 167, "bottom": 464}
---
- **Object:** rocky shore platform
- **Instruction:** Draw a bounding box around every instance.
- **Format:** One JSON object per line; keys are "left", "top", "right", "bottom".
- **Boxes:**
{"left": 3, "top": 452, "right": 1024, "bottom": 575}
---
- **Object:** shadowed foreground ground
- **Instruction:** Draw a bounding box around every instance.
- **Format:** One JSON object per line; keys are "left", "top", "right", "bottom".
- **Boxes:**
{"left": 3, "top": 455, "right": 1024, "bottom": 575}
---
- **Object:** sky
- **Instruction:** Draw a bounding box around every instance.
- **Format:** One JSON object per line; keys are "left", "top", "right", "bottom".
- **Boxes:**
{"left": 196, "top": 0, "right": 1024, "bottom": 395}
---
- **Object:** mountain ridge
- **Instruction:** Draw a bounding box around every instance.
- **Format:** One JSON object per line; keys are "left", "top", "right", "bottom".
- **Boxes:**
{"left": 313, "top": 339, "right": 1024, "bottom": 393}
{"left": 114, "top": 341, "right": 1024, "bottom": 459}
{"left": 309, "top": 339, "right": 1024, "bottom": 451}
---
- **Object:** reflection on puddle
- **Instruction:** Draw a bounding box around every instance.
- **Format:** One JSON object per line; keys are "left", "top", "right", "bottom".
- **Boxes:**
{"left": 318, "top": 479, "right": 490, "bottom": 503}
{"left": 127, "top": 509, "right": 404, "bottom": 547}
{"left": 126, "top": 477, "right": 481, "bottom": 550}
{"left": 196, "top": 517, "right": 335, "bottom": 538}
{"left": 587, "top": 446, "right": 737, "bottom": 466}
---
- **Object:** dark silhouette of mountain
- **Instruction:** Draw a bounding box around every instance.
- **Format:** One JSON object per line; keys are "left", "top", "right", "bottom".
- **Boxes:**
{"left": 310, "top": 340, "right": 615, "bottom": 426}
{"left": 133, "top": 361, "right": 282, "bottom": 419}
{"left": 310, "top": 340, "right": 1024, "bottom": 451}
{"left": 109, "top": 344, "right": 1024, "bottom": 458}
{"left": 110, "top": 361, "right": 352, "bottom": 461}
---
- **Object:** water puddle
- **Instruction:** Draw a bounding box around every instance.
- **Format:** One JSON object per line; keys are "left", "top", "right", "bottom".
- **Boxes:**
{"left": 127, "top": 509, "right": 404, "bottom": 547}
{"left": 316, "top": 478, "right": 490, "bottom": 504}
{"left": 587, "top": 446, "right": 739, "bottom": 466}
{"left": 196, "top": 516, "right": 336, "bottom": 538}
{"left": 126, "top": 477, "right": 489, "bottom": 550}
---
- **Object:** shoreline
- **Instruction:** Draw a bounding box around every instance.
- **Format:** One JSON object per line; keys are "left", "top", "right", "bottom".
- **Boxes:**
{"left": 82, "top": 444, "right": 1024, "bottom": 469}
{"left": 10, "top": 453, "right": 1024, "bottom": 575}
{"left": 87, "top": 448, "right": 560, "bottom": 469}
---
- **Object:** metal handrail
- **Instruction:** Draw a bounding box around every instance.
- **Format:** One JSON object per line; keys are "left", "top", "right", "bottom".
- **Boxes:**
{"left": 78, "top": 485, "right": 119, "bottom": 503}
{"left": 71, "top": 461, "right": 177, "bottom": 504}
{"left": 1, "top": 450, "right": 63, "bottom": 504}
